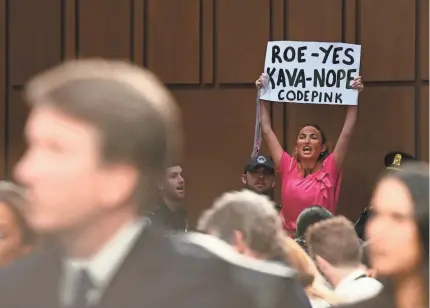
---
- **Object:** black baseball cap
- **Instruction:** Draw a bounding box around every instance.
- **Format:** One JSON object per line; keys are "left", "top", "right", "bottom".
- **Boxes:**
{"left": 244, "top": 155, "right": 275, "bottom": 173}
{"left": 384, "top": 151, "right": 416, "bottom": 171}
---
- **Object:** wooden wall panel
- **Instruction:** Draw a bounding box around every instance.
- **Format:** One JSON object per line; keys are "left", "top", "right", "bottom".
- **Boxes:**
{"left": 202, "top": 0, "right": 214, "bottom": 84}
{"left": 420, "top": 85, "right": 429, "bottom": 161}
{"left": 344, "top": 0, "right": 357, "bottom": 43}
{"left": 360, "top": 0, "right": 416, "bottom": 81}
{"left": 420, "top": 0, "right": 429, "bottom": 80}
{"left": 287, "top": 0, "right": 343, "bottom": 41}
{"left": 217, "top": 0, "right": 270, "bottom": 83}
{"left": 7, "top": 88, "right": 27, "bottom": 175}
{"left": 146, "top": 0, "right": 200, "bottom": 84}
{"left": 338, "top": 87, "right": 416, "bottom": 218}
{"left": 8, "top": 0, "right": 62, "bottom": 85}
{"left": 172, "top": 88, "right": 260, "bottom": 224}
{"left": 78, "top": 0, "right": 132, "bottom": 59}
{"left": 0, "top": 0, "right": 5, "bottom": 178}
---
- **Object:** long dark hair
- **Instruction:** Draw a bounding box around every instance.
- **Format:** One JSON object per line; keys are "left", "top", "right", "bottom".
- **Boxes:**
{"left": 295, "top": 124, "right": 330, "bottom": 162}
{"left": 376, "top": 162, "right": 429, "bottom": 307}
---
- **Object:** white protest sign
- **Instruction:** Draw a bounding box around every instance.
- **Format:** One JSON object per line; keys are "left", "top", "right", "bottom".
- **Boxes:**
{"left": 260, "top": 41, "right": 361, "bottom": 106}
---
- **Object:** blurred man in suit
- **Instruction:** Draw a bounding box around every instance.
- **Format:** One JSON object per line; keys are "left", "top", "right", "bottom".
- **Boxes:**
{"left": 0, "top": 59, "right": 310, "bottom": 308}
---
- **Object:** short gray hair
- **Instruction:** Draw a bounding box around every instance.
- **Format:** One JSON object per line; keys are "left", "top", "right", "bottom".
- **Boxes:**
{"left": 197, "top": 189, "right": 284, "bottom": 259}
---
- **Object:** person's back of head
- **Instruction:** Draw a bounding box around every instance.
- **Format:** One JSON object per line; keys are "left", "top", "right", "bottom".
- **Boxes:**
{"left": 296, "top": 205, "right": 333, "bottom": 239}
{"left": 305, "top": 216, "right": 362, "bottom": 268}
{"left": 197, "top": 189, "right": 284, "bottom": 260}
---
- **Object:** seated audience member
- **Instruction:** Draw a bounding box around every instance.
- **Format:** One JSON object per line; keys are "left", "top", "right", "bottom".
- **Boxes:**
{"left": 0, "top": 181, "right": 36, "bottom": 265}
{"left": 151, "top": 163, "right": 188, "bottom": 231}
{"left": 282, "top": 236, "right": 344, "bottom": 308}
{"left": 197, "top": 189, "right": 342, "bottom": 308}
{"left": 355, "top": 151, "right": 416, "bottom": 241}
{"left": 306, "top": 216, "right": 383, "bottom": 304}
{"left": 340, "top": 162, "right": 429, "bottom": 308}
{"left": 295, "top": 205, "right": 333, "bottom": 250}
{"left": 242, "top": 155, "right": 281, "bottom": 211}
{"left": 197, "top": 189, "right": 285, "bottom": 261}
{"left": 192, "top": 189, "right": 314, "bottom": 308}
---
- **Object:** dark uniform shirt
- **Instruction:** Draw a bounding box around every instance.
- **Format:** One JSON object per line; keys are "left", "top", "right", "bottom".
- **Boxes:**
{"left": 355, "top": 206, "right": 371, "bottom": 241}
{"left": 150, "top": 201, "right": 188, "bottom": 232}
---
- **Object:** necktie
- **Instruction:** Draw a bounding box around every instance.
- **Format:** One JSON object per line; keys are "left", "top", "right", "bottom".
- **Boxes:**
{"left": 71, "top": 269, "right": 94, "bottom": 308}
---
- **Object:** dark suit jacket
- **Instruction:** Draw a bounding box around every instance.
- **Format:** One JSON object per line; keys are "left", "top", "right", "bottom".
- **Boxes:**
{"left": 0, "top": 226, "right": 311, "bottom": 308}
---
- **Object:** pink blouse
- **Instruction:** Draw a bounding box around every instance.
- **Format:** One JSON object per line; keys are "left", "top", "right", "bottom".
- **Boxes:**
{"left": 278, "top": 152, "right": 342, "bottom": 235}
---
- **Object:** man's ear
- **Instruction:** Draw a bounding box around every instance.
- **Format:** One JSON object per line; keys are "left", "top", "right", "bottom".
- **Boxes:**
{"left": 99, "top": 164, "right": 139, "bottom": 209}
{"left": 241, "top": 173, "right": 247, "bottom": 185}
{"left": 233, "top": 230, "right": 247, "bottom": 254}
{"left": 315, "top": 255, "right": 331, "bottom": 273}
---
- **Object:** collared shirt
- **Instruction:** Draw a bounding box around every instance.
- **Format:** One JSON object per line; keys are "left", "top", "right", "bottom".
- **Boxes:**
{"left": 334, "top": 268, "right": 383, "bottom": 303}
{"left": 60, "top": 218, "right": 148, "bottom": 307}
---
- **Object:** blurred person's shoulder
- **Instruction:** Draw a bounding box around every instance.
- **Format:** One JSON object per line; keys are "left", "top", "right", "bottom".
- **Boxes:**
{"left": 170, "top": 232, "right": 313, "bottom": 308}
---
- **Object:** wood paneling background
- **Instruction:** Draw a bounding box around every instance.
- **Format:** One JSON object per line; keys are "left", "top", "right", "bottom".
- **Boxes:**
{"left": 0, "top": 0, "right": 428, "bottom": 226}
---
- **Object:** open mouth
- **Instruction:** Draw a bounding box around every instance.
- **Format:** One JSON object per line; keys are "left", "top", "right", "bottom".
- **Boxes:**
{"left": 176, "top": 186, "right": 185, "bottom": 192}
{"left": 302, "top": 146, "right": 312, "bottom": 154}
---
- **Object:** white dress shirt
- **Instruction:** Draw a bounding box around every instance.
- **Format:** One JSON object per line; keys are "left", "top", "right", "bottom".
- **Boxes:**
{"left": 334, "top": 268, "right": 383, "bottom": 303}
{"left": 60, "top": 218, "right": 148, "bottom": 307}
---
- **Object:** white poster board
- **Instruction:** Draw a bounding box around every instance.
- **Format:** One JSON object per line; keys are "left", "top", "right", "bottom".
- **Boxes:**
{"left": 260, "top": 41, "right": 361, "bottom": 106}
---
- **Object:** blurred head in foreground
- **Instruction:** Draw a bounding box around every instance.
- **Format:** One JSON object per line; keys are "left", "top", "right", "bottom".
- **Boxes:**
{"left": 367, "top": 162, "right": 429, "bottom": 306}
{"left": 14, "top": 59, "right": 182, "bottom": 240}
{"left": 0, "top": 181, "right": 36, "bottom": 265}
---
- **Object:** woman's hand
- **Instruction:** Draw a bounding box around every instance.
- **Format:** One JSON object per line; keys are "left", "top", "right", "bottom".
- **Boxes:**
{"left": 352, "top": 76, "right": 363, "bottom": 93}
{"left": 255, "top": 73, "right": 266, "bottom": 90}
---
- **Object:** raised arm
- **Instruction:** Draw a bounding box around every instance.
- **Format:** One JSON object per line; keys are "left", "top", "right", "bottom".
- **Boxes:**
{"left": 256, "top": 74, "right": 284, "bottom": 167}
{"left": 333, "top": 76, "right": 363, "bottom": 169}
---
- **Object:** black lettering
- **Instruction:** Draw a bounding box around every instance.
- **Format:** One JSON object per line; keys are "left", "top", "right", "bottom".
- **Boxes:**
{"left": 283, "top": 46, "right": 296, "bottom": 62}
{"left": 285, "top": 69, "right": 298, "bottom": 87}
{"left": 336, "top": 70, "right": 346, "bottom": 88}
{"left": 314, "top": 69, "right": 325, "bottom": 87}
{"left": 298, "top": 46, "right": 307, "bottom": 63}
{"left": 271, "top": 45, "right": 282, "bottom": 64}
{"left": 266, "top": 67, "right": 276, "bottom": 89}
{"left": 319, "top": 45, "right": 334, "bottom": 64}
{"left": 335, "top": 93, "right": 343, "bottom": 103}
{"left": 286, "top": 90, "right": 296, "bottom": 101}
{"left": 332, "top": 47, "right": 343, "bottom": 64}
{"left": 345, "top": 69, "right": 357, "bottom": 89}
{"left": 295, "top": 70, "right": 306, "bottom": 88}
{"left": 323, "top": 92, "right": 333, "bottom": 103}
{"left": 343, "top": 48, "right": 354, "bottom": 65}
{"left": 297, "top": 90, "right": 303, "bottom": 101}
{"left": 304, "top": 90, "right": 310, "bottom": 101}
{"left": 277, "top": 69, "right": 286, "bottom": 87}
{"left": 277, "top": 89, "right": 285, "bottom": 101}
{"left": 311, "top": 91, "right": 319, "bottom": 101}
{"left": 326, "top": 70, "right": 337, "bottom": 87}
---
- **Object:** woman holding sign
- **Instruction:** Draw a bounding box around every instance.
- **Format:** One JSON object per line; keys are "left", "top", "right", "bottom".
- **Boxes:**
{"left": 255, "top": 73, "right": 363, "bottom": 235}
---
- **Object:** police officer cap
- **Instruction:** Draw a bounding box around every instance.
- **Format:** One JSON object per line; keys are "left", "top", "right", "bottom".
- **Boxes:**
{"left": 384, "top": 151, "right": 416, "bottom": 171}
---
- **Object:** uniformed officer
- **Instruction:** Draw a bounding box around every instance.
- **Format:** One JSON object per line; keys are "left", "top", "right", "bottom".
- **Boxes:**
{"left": 354, "top": 151, "right": 416, "bottom": 240}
